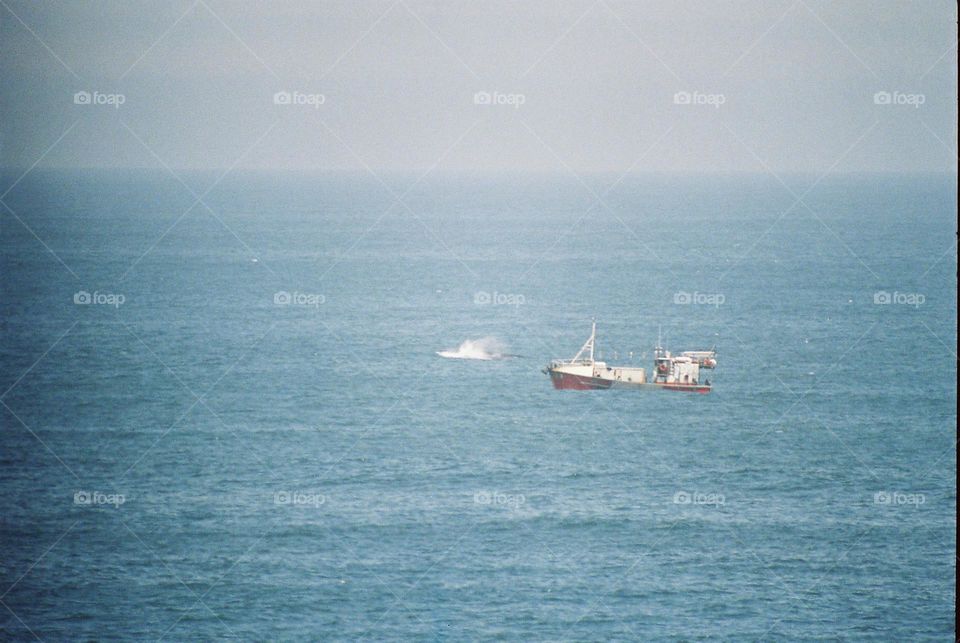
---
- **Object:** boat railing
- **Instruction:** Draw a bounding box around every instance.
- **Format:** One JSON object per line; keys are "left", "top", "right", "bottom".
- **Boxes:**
{"left": 550, "top": 358, "right": 594, "bottom": 367}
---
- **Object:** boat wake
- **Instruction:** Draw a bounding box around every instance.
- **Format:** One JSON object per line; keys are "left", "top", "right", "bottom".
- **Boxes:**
{"left": 437, "top": 337, "right": 515, "bottom": 361}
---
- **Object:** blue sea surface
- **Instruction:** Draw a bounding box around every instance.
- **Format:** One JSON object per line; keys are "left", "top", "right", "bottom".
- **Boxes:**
{"left": 0, "top": 169, "right": 956, "bottom": 640}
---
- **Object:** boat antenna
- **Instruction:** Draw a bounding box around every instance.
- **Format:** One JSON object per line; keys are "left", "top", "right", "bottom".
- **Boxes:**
{"left": 590, "top": 319, "right": 596, "bottom": 362}
{"left": 571, "top": 319, "right": 597, "bottom": 364}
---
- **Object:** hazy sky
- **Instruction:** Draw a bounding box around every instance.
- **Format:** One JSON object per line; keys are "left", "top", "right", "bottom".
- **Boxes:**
{"left": 0, "top": 0, "right": 956, "bottom": 173}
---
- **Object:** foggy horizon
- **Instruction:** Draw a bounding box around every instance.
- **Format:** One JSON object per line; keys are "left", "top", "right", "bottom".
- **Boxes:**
{"left": 1, "top": 1, "right": 957, "bottom": 175}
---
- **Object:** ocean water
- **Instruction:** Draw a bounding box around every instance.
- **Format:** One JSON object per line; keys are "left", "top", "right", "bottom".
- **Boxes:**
{"left": 0, "top": 169, "right": 955, "bottom": 640}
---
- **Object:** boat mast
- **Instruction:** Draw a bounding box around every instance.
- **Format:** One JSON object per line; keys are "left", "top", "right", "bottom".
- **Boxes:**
{"left": 590, "top": 320, "right": 596, "bottom": 362}
{"left": 571, "top": 320, "right": 597, "bottom": 363}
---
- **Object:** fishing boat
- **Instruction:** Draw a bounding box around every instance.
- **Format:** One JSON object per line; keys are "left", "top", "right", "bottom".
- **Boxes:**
{"left": 543, "top": 322, "right": 715, "bottom": 393}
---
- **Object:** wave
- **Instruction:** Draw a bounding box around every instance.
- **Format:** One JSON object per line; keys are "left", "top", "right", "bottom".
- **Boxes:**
{"left": 437, "top": 337, "right": 513, "bottom": 361}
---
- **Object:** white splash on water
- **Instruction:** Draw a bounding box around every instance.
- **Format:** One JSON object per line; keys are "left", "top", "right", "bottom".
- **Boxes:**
{"left": 437, "top": 337, "right": 509, "bottom": 361}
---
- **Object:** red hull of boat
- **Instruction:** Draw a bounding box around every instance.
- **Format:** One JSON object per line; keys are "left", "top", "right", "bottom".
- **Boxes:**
{"left": 549, "top": 370, "right": 710, "bottom": 393}
{"left": 549, "top": 371, "right": 614, "bottom": 390}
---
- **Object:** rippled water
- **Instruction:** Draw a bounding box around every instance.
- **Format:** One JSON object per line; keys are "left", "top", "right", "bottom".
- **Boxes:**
{"left": 1, "top": 170, "right": 955, "bottom": 640}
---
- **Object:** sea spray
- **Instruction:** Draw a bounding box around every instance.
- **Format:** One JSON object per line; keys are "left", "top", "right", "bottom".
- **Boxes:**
{"left": 437, "top": 337, "right": 509, "bottom": 360}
